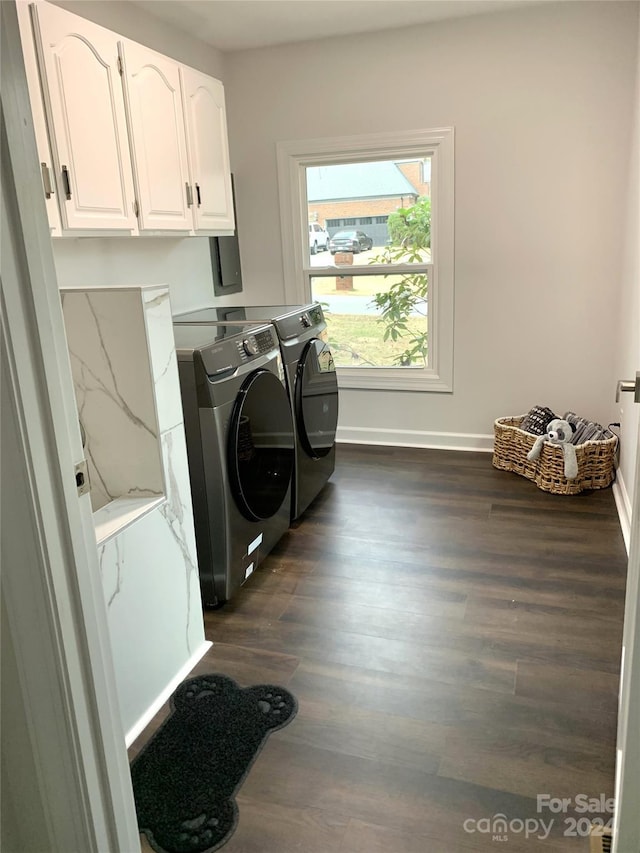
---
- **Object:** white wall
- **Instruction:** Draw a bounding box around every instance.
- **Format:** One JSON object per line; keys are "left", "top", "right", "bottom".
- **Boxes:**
{"left": 613, "top": 15, "right": 640, "bottom": 512}
{"left": 48, "top": 1, "right": 223, "bottom": 314}
{"left": 225, "top": 2, "right": 639, "bottom": 444}
{"left": 53, "top": 237, "right": 215, "bottom": 316}
{"left": 52, "top": 0, "right": 224, "bottom": 79}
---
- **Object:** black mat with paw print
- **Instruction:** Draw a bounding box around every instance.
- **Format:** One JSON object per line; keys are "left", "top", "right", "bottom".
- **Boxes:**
{"left": 131, "top": 673, "right": 297, "bottom": 853}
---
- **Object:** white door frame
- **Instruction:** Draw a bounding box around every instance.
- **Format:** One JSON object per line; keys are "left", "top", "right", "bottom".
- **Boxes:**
{"left": 613, "top": 422, "right": 640, "bottom": 852}
{"left": 1, "top": 1, "right": 639, "bottom": 850}
{"left": 1, "top": 1, "right": 139, "bottom": 849}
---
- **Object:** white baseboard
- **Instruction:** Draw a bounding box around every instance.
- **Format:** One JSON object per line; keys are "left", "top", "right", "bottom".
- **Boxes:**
{"left": 125, "top": 640, "right": 212, "bottom": 747}
{"left": 613, "top": 467, "right": 632, "bottom": 555}
{"left": 336, "top": 426, "right": 494, "bottom": 452}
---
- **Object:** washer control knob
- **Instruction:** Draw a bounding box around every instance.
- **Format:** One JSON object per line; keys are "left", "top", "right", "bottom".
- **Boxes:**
{"left": 300, "top": 313, "right": 311, "bottom": 328}
{"left": 243, "top": 337, "right": 259, "bottom": 356}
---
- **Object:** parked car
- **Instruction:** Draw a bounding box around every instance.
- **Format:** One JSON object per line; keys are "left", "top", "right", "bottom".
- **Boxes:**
{"left": 328, "top": 229, "right": 374, "bottom": 254}
{"left": 309, "top": 222, "right": 330, "bottom": 254}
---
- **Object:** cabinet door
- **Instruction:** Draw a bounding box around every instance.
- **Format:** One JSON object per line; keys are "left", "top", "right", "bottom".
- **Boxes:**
{"left": 120, "top": 41, "right": 192, "bottom": 233}
{"left": 31, "top": 2, "right": 136, "bottom": 233}
{"left": 180, "top": 67, "right": 235, "bottom": 234}
{"left": 16, "top": 1, "right": 61, "bottom": 236}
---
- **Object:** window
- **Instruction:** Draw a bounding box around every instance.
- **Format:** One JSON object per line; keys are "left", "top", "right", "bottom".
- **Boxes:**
{"left": 277, "top": 128, "right": 454, "bottom": 392}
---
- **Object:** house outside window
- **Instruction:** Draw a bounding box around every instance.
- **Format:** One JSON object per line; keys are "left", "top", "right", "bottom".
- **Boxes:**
{"left": 277, "top": 128, "right": 454, "bottom": 392}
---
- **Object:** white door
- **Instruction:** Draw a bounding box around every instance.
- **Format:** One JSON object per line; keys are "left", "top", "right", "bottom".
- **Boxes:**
{"left": 180, "top": 67, "right": 235, "bottom": 233}
{"left": 120, "top": 40, "right": 192, "bottom": 233}
{"left": 613, "top": 379, "right": 640, "bottom": 852}
{"left": 31, "top": 2, "right": 136, "bottom": 233}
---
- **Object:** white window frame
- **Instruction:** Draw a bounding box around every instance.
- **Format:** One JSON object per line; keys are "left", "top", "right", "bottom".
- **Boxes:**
{"left": 276, "top": 127, "right": 454, "bottom": 392}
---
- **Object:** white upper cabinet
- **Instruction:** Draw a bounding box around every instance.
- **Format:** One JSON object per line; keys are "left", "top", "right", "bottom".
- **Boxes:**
{"left": 30, "top": 2, "right": 137, "bottom": 233}
{"left": 180, "top": 67, "right": 235, "bottom": 234}
{"left": 119, "top": 41, "right": 193, "bottom": 233}
{"left": 20, "top": 2, "right": 235, "bottom": 237}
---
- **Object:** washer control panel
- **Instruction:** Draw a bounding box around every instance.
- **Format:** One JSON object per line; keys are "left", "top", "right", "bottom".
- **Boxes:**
{"left": 236, "top": 328, "right": 277, "bottom": 362}
{"left": 175, "top": 322, "right": 278, "bottom": 376}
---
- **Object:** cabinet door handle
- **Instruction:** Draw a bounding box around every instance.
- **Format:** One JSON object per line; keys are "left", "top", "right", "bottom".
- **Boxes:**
{"left": 195, "top": 183, "right": 201, "bottom": 207}
{"left": 61, "top": 165, "right": 71, "bottom": 200}
{"left": 41, "top": 163, "right": 54, "bottom": 198}
{"left": 185, "top": 183, "right": 193, "bottom": 207}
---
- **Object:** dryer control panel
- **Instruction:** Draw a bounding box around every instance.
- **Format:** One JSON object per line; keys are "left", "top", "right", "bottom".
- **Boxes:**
{"left": 275, "top": 304, "right": 326, "bottom": 341}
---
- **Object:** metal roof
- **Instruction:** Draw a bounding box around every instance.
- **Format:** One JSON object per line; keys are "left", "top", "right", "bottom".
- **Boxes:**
{"left": 307, "top": 162, "right": 418, "bottom": 202}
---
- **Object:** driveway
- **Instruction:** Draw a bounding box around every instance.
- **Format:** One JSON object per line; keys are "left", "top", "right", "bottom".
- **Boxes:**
{"left": 320, "top": 294, "right": 378, "bottom": 315}
{"left": 309, "top": 246, "right": 381, "bottom": 268}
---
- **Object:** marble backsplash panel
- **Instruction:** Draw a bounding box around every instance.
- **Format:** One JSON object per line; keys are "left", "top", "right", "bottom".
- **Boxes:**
{"left": 142, "top": 286, "right": 184, "bottom": 433}
{"left": 60, "top": 284, "right": 206, "bottom": 735}
{"left": 61, "top": 289, "right": 164, "bottom": 511}
{"left": 98, "top": 424, "right": 203, "bottom": 728}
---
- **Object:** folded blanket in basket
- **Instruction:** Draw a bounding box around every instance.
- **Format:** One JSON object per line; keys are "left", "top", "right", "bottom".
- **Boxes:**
{"left": 519, "top": 405, "right": 557, "bottom": 435}
{"left": 563, "top": 412, "right": 614, "bottom": 445}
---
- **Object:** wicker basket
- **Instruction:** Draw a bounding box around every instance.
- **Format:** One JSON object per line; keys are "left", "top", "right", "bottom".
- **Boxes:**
{"left": 492, "top": 416, "right": 617, "bottom": 495}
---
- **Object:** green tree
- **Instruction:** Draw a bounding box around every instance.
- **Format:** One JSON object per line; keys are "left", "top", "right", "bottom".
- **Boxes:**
{"left": 370, "top": 197, "right": 431, "bottom": 366}
{"left": 387, "top": 196, "right": 431, "bottom": 250}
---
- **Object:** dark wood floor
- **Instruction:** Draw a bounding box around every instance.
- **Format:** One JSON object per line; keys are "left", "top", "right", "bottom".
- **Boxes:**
{"left": 131, "top": 445, "right": 628, "bottom": 852}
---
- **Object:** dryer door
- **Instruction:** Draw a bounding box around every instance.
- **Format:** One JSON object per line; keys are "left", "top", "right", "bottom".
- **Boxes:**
{"left": 228, "top": 369, "right": 294, "bottom": 521}
{"left": 295, "top": 338, "right": 339, "bottom": 459}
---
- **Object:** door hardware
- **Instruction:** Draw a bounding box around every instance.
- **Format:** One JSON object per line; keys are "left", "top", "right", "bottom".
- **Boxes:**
{"left": 75, "top": 460, "right": 90, "bottom": 497}
{"left": 185, "top": 183, "right": 193, "bottom": 207}
{"left": 615, "top": 372, "right": 640, "bottom": 403}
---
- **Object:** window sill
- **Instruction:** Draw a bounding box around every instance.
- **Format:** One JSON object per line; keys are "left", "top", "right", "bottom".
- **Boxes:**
{"left": 336, "top": 366, "right": 452, "bottom": 392}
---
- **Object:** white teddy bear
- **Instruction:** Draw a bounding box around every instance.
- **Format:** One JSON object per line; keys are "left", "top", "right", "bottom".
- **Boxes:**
{"left": 527, "top": 418, "right": 578, "bottom": 480}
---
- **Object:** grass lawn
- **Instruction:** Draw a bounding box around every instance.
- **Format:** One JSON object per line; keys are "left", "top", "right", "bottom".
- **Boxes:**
{"left": 325, "top": 313, "right": 427, "bottom": 368}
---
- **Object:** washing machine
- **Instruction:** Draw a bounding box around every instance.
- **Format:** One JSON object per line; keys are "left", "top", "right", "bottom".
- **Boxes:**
{"left": 173, "top": 321, "right": 294, "bottom": 606}
{"left": 174, "top": 304, "right": 338, "bottom": 519}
